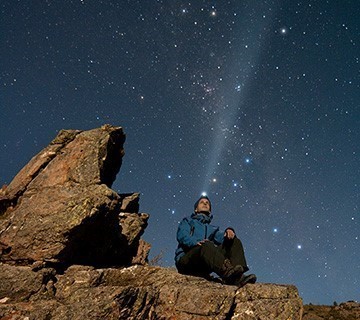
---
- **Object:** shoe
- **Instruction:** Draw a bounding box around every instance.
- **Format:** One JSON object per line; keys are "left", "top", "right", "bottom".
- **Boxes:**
{"left": 235, "top": 273, "right": 257, "bottom": 287}
{"left": 221, "top": 259, "right": 244, "bottom": 284}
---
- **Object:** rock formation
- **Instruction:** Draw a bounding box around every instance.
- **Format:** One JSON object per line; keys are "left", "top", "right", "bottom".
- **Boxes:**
{"left": 0, "top": 263, "right": 304, "bottom": 319}
{"left": 303, "top": 301, "right": 360, "bottom": 320}
{"left": 0, "top": 125, "right": 149, "bottom": 270}
{"left": 0, "top": 125, "right": 307, "bottom": 319}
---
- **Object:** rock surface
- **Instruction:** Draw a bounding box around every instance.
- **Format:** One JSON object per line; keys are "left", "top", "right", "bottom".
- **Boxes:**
{"left": 0, "top": 125, "right": 149, "bottom": 269}
{"left": 0, "top": 264, "right": 303, "bottom": 320}
{"left": 0, "top": 125, "right": 308, "bottom": 319}
{"left": 303, "top": 302, "right": 360, "bottom": 320}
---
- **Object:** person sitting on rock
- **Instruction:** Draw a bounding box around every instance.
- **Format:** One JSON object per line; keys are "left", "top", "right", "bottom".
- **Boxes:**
{"left": 174, "top": 195, "right": 256, "bottom": 287}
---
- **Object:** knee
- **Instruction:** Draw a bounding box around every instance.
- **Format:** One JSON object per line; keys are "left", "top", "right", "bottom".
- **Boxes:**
{"left": 233, "top": 237, "right": 242, "bottom": 245}
{"left": 202, "top": 241, "right": 216, "bottom": 249}
{"left": 200, "top": 241, "right": 217, "bottom": 255}
{"left": 229, "top": 237, "right": 243, "bottom": 246}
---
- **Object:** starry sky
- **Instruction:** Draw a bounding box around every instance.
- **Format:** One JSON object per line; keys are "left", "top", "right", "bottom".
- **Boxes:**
{"left": 1, "top": 0, "right": 359, "bottom": 305}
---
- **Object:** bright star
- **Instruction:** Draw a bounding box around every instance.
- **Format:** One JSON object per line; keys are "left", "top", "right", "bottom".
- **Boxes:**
{"left": 297, "top": 244, "right": 302, "bottom": 250}
{"left": 280, "top": 27, "right": 288, "bottom": 35}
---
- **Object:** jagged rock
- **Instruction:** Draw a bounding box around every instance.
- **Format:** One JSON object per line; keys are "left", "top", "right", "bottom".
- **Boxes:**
{"left": 119, "top": 212, "right": 149, "bottom": 246}
{"left": 0, "top": 125, "right": 149, "bottom": 269}
{"left": 0, "top": 263, "right": 55, "bottom": 303}
{"left": 0, "top": 264, "right": 304, "bottom": 319}
{"left": 0, "top": 300, "right": 61, "bottom": 320}
{"left": 119, "top": 192, "right": 140, "bottom": 212}
{"left": 0, "top": 130, "right": 80, "bottom": 215}
{"left": 131, "top": 239, "right": 151, "bottom": 265}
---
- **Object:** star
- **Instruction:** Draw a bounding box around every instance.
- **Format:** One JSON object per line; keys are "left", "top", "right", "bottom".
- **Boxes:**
{"left": 280, "top": 27, "right": 288, "bottom": 35}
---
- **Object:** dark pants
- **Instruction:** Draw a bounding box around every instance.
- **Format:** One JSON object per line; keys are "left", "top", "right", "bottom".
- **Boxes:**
{"left": 176, "top": 238, "right": 249, "bottom": 278}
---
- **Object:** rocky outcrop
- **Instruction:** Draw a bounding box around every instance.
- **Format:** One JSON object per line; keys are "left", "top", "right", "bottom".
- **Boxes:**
{"left": 303, "top": 302, "right": 360, "bottom": 320}
{"left": 0, "top": 264, "right": 303, "bottom": 319}
{"left": 0, "top": 125, "right": 149, "bottom": 270}
{"left": 0, "top": 125, "right": 306, "bottom": 319}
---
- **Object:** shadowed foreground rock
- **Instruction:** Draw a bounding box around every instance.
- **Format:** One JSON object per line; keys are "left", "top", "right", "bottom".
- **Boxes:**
{"left": 0, "top": 125, "right": 149, "bottom": 269}
{"left": 0, "top": 264, "right": 303, "bottom": 319}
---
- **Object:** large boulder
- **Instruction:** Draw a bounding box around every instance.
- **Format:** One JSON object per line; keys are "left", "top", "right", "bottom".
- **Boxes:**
{"left": 0, "top": 264, "right": 304, "bottom": 320}
{"left": 0, "top": 125, "right": 149, "bottom": 269}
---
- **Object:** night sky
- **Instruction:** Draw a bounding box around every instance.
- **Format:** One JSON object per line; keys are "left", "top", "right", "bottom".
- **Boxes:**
{"left": 1, "top": 1, "right": 359, "bottom": 305}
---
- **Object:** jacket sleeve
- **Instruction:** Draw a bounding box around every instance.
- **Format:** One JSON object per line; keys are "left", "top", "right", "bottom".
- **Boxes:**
{"left": 177, "top": 218, "right": 199, "bottom": 249}
{"left": 211, "top": 226, "right": 225, "bottom": 245}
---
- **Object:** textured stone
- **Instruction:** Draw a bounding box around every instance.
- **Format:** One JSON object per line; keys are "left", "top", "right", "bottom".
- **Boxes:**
{"left": 0, "top": 130, "right": 80, "bottom": 215}
{"left": 0, "top": 125, "right": 148, "bottom": 269}
{"left": 0, "top": 263, "right": 56, "bottom": 304}
{"left": 303, "top": 301, "right": 360, "bottom": 320}
{"left": 119, "top": 192, "right": 140, "bottom": 212}
{"left": 119, "top": 212, "right": 149, "bottom": 246}
{"left": 0, "top": 300, "right": 61, "bottom": 320}
{"left": 0, "top": 264, "right": 304, "bottom": 319}
{"left": 132, "top": 239, "right": 151, "bottom": 265}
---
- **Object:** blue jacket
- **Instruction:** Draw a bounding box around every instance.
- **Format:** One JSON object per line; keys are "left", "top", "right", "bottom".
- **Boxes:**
{"left": 175, "top": 212, "right": 225, "bottom": 263}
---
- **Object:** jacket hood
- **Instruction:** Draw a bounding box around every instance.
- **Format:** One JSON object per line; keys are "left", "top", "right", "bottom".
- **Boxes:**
{"left": 191, "top": 212, "right": 213, "bottom": 224}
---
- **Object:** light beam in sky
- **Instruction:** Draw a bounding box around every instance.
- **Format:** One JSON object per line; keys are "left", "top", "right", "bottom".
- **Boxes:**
{"left": 201, "top": 2, "right": 276, "bottom": 193}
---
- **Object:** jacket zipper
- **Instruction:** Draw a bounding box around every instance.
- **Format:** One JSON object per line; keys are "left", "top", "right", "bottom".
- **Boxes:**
{"left": 190, "top": 226, "right": 195, "bottom": 236}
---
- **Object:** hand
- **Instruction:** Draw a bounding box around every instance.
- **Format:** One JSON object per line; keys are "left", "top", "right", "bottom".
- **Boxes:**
{"left": 224, "top": 228, "right": 235, "bottom": 240}
{"left": 197, "top": 239, "right": 209, "bottom": 246}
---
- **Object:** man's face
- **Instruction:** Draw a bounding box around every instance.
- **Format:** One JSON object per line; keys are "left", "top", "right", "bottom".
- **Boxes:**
{"left": 195, "top": 198, "right": 210, "bottom": 213}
